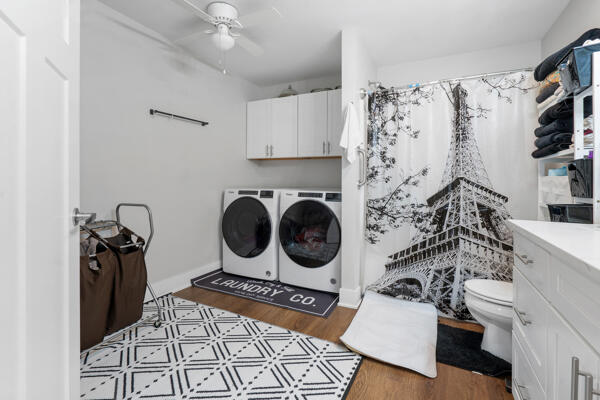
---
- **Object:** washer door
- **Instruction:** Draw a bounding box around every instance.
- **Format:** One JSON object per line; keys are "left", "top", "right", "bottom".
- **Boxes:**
{"left": 279, "top": 200, "right": 341, "bottom": 268}
{"left": 222, "top": 197, "right": 271, "bottom": 258}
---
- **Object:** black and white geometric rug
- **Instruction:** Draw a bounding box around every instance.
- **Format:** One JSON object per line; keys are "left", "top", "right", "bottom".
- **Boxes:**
{"left": 80, "top": 295, "right": 362, "bottom": 399}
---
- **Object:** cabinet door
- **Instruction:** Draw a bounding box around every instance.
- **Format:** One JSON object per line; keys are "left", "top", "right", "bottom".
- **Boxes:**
{"left": 327, "top": 89, "right": 343, "bottom": 156}
{"left": 247, "top": 99, "right": 271, "bottom": 159}
{"left": 547, "top": 308, "right": 600, "bottom": 400}
{"left": 298, "top": 92, "right": 328, "bottom": 157}
{"left": 270, "top": 96, "right": 298, "bottom": 158}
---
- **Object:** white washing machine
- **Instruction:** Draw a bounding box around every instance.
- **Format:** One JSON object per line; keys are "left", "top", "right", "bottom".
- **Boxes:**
{"left": 222, "top": 189, "right": 279, "bottom": 280}
{"left": 278, "top": 189, "right": 342, "bottom": 293}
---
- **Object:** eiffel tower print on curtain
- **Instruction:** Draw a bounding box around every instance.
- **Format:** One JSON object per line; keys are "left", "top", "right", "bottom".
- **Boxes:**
{"left": 369, "top": 83, "right": 514, "bottom": 320}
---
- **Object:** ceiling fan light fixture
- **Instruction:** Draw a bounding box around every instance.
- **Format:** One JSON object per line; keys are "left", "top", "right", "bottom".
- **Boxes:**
{"left": 211, "top": 24, "right": 235, "bottom": 51}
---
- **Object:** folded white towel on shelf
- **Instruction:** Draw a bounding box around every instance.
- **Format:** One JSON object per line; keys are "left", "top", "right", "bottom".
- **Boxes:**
{"left": 339, "top": 100, "right": 365, "bottom": 163}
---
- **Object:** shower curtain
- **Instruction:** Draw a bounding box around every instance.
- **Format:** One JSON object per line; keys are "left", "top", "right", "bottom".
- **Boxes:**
{"left": 365, "top": 71, "right": 538, "bottom": 320}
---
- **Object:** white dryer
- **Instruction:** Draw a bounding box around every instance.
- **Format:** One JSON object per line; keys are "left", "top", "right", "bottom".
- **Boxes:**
{"left": 278, "top": 189, "right": 341, "bottom": 293}
{"left": 222, "top": 189, "right": 279, "bottom": 280}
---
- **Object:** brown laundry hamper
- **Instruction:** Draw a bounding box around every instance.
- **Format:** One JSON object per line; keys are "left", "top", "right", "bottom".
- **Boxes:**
{"left": 78, "top": 203, "right": 162, "bottom": 356}
{"left": 104, "top": 227, "right": 149, "bottom": 334}
{"left": 79, "top": 247, "right": 117, "bottom": 351}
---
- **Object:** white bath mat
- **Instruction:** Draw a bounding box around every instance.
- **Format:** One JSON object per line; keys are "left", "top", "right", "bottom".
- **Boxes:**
{"left": 80, "top": 294, "right": 362, "bottom": 399}
{"left": 340, "top": 290, "right": 437, "bottom": 378}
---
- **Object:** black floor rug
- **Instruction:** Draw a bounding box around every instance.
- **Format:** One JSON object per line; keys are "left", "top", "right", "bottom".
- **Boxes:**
{"left": 191, "top": 269, "right": 339, "bottom": 317}
{"left": 436, "top": 324, "right": 512, "bottom": 377}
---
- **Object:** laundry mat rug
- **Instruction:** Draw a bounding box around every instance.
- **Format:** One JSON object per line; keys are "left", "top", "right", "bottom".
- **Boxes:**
{"left": 80, "top": 294, "right": 362, "bottom": 400}
{"left": 191, "top": 269, "right": 339, "bottom": 317}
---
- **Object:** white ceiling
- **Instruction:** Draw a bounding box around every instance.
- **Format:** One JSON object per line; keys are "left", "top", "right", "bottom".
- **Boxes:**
{"left": 98, "top": 0, "right": 570, "bottom": 86}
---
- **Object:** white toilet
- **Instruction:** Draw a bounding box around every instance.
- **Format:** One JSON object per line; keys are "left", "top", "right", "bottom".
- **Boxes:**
{"left": 464, "top": 279, "right": 513, "bottom": 363}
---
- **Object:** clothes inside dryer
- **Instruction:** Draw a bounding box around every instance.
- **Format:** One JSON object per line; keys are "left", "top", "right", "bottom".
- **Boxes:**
{"left": 222, "top": 197, "right": 272, "bottom": 258}
{"left": 279, "top": 200, "right": 341, "bottom": 268}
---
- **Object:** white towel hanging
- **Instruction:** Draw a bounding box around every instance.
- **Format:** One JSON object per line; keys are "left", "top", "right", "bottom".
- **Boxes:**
{"left": 339, "top": 99, "right": 365, "bottom": 163}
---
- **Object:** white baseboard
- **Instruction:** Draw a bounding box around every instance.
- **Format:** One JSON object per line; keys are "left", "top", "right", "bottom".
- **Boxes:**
{"left": 144, "top": 261, "right": 221, "bottom": 302}
{"left": 338, "top": 286, "right": 363, "bottom": 309}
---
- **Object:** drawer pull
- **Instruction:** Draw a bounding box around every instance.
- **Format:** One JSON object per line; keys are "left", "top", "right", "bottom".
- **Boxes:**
{"left": 571, "top": 357, "right": 600, "bottom": 400}
{"left": 514, "top": 379, "right": 529, "bottom": 400}
{"left": 516, "top": 253, "right": 534, "bottom": 265}
{"left": 515, "top": 308, "right": 532, "bottom": 326}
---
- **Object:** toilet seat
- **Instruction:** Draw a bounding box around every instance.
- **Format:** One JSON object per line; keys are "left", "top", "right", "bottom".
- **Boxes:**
{"left": 465, "top": 279, "right": 512, "bottom": 306}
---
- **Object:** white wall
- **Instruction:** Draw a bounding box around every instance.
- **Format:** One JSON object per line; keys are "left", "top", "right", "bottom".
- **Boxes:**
{"left": 81, "top": 0, "right": 341, "bottom": 291}
{"left": 541, "top": 0, "right": 600, "bottom": 57}
{"left": 338, "top": 29, "right": 377, "bottom": 308}
{"left": 378, "top": 40, "right": 542, "bottom": 86}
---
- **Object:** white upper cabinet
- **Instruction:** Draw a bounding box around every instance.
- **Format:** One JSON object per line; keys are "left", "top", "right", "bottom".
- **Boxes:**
{"left": 298, "top": 91, "right": 328, "bottom": 157}
{"left": 247, "top": 99, "right": 271, "bottom": 159}
{"left": 246, "top": 89, "right": 342, "bottom": 159}
{"left": 271, "top": 96, "right": 298, "bottom": 158}
{"left": 327, "top": 89, "right": 343, "bottom": 156}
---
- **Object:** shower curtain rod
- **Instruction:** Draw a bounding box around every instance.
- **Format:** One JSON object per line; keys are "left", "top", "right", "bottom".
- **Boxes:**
{"left": 360, "top": 67, "right": 534, "bottom": 98}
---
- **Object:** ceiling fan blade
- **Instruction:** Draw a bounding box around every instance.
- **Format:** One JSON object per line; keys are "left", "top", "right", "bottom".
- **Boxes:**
{"left": 171, "top": 0, "right": 215, "bottom": 24}
{"left": 235, "top": 34, "right": 264, "bottom": 56}
{"left": 236, "top": 7, "right": 281, "bottom": 29}
{"left": 102, "top": 14, "right": 224, "bottom": 74}
{"left": 107, "top": 17, "right": 177, "bottom": 50}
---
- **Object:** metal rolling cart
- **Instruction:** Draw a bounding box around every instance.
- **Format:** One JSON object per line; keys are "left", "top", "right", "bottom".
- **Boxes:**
{"left": 79, "top": 203, "right": 162, "bottom": 357}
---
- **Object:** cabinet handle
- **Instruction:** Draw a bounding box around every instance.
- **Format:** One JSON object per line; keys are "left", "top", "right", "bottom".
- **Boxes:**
{"left": 571, "top": 357, "right": 600, "bottom": 400}
{"left": 516, "top": 253, "right": 534, "bottom": 265}
{"left": 265, "top": 145, "right": 269, "bottom": 157}
{"left": 513, "top": 379, "right": 529, "bottom": 400}
{"left": 269, "top": 145, "right": 273, "bottom": 157}
{"left": 514, "top": 308, "right": 532, "bottom": 326}
{"left": 328, "top": 141, "right": 331, "bottom": 154}
{"left": 322, "top": 141, "right": 325, "bottom": 155}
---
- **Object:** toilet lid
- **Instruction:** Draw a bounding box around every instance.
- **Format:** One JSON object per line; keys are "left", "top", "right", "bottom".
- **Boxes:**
{"left": 465, "top": 279, "right": 513, "bottom": 305}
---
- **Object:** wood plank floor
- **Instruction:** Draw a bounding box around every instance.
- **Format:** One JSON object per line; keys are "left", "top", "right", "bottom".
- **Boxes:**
{"left": 174, "top": 286, "right": 513, "bottom": 400}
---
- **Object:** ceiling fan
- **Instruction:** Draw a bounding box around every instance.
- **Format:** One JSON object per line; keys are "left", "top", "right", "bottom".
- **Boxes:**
{"left": 173, "top": 0, "right": 281, "bottom": 57}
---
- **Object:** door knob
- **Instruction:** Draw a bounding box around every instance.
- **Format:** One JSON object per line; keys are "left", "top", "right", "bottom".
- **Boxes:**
{"left": 73, "top": 208, "right": 96, "bottom": 226}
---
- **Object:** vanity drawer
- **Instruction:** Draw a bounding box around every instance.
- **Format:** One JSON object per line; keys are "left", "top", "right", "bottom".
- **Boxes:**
{"left": 513, "top": 268, "right": 548, "bottom": 388}
{"left": 513, "top": 333, "right": 545, "bottom": 400}
{"left": 547, "top": 256, "right": 600, "bottom": 354}
{"left": 513, "top": 232, "right": 549, "bottom": 295}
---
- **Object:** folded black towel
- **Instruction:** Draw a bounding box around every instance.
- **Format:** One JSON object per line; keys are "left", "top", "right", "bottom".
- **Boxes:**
{"left": 536, "top": 82, "right": 560, "bottom": 104}
{"left": 534, "top": 118, "right": 572, "bottom": 138}
{"left": 534, "top": 132, "right": 572, "bottom": 149}
{"left": 534, "top": 28, "right": 600, "bottom": 81}
{"left": 531, "top": 142, "right": 571, "bottom": 159}
{"left": 538, "top": 96, "right": 592, "bottom": 126}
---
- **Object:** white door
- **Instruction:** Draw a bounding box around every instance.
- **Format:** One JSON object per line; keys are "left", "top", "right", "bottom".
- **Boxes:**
{"left": 298, "top": 91, "right": 328, "bottom": 157}
{"left": 271, "top": 96, "right": 298, "bottom": 158}
{"left": 246, "top": 99, "right": 271, "bottom": 159}
{"left": 327, "top": 89, "right": 343, "bottom": 156}
{"left": 547, "top": 308, "right": 600, "bottom": 400}
{"left": 0, "top": 1, "right": 80, "bottom": 399}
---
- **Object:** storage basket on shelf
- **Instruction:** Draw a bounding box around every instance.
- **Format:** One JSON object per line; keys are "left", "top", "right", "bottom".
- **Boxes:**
{"left": 558, "top": 43, "right": 600, "bottom": 95}
{"left": 547, "top": 203, "right": 593, "bottom": 224}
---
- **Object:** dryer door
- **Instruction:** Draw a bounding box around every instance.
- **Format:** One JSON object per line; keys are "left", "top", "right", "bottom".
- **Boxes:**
{"left": 279, "top": 200, "right": 341, "bottom": 268}
{"left": 222, "top": 197, "right": 272, "bottom": 258}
